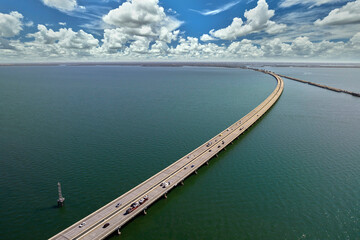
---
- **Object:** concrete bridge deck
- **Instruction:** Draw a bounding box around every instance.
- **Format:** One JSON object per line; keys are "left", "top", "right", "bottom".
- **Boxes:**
{"left": 49, "top": 69, "right": 284, "bottom": 240}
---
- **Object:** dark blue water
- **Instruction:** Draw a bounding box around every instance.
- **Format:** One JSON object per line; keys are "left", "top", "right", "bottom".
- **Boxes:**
{"left": 0, "top": 66, "right": 359, "bottom": 240}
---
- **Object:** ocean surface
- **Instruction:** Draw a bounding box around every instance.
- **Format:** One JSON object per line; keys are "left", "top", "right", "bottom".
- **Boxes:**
{"left": 0, "top": 66, "right": 359, "bottom": 239}
{"left": 264, "top": 66, "right": 360, "bottom": 93}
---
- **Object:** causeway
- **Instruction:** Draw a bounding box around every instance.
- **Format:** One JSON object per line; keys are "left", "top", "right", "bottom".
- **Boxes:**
{"left": 50, "top": 68, "right": 284, "bottom": 240}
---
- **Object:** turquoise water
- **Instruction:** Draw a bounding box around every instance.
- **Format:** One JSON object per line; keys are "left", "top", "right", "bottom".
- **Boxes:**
{"left": 0, "top": 66, "right": 359, "bottom": 239}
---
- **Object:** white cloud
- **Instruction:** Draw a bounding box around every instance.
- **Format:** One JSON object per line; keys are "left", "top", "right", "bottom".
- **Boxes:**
{"left": 166, "top": 34, "right": 358, "bottom": 60}
{"left": 0, "top": 11, "right": 23, "bottom": 37}
{"left": 2, "top": 31, "right": 360, "bottom": 61}
{"left": 42, "top": 0, "right": 77, "bottom": 11}
{"left": 101, "top": 28, "right": 129, "bottom": 52}
{"left": 28, "top": 25, "right": 99, "bottom": 49}
{"left": 261, "top": 38, "right": 292, "bottom": 56}
{"left": 101, "top": 0, "right": 182, "bottom": 52}
{"left": 169, "top": 37, "right": 226, "bottom": 59}
{"left": 227, "top": 39, "right": 264, "bottom": 58}
{"left": 280, "top": 0, "right": 342, "bottom": 8}
{"left": 150, "top": 40, "right": 170, "bottom": 55}
{"left": 190, "top": 0, "right": 241, "bottom": 16}
{"left": 315, "top": 0, "right": 360, "bottom": 25}
{"left": 200, "top": 34, "right": 216, "bottom": 41}
{"left": 126, "top": 37, "right": 151, "bottom": 54}
{"left": 258, "top": 35, "right": 349, "bottom": 58}
{"left": 350, "top": 32, "right": 360, "bottom": 45}
{"left": 265, "top": 22, "right": 287, "bottom": 34}
{"left": 59, "top": 22, "right": 67, "bottom": 26}
{"left": 167, "top": 8, "right": 177, "bottom": 14}
{"left": 0, "top": 38, "right": 16, "bottom": 50}
{"left": 209, "top": 0, "right": 286, "bottom": 40}
{"left": 0, "top": 25, "right": 101, "bottom": 61}
{"left": 290, "top": 36, "right": 314, "bottom": 56}
{"left": 25, "top": 21, "right": 34, "bottom": 27}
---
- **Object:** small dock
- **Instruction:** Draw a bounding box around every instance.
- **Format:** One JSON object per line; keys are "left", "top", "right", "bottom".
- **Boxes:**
{"left": 49, "top": 69, "right": 284, "bottom": 240}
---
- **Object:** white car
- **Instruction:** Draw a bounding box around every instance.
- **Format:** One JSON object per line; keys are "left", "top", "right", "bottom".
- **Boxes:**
{"left": 78, "top": 222, "right": 86, "bottom": 228}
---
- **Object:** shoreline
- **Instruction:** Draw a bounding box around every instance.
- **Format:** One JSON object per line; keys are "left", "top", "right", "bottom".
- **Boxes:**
{"left": 1, "top": 61, "right": 360, "bottom": 68}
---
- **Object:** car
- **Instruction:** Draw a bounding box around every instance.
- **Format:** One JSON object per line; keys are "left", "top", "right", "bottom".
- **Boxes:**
{"left": 116, "top": 203, "right": 121, "bottom": 208}
{"left": 191, "top": 165, "right": 194, "bottom": 168}
{"left": 103, "top": 223, "right": 110, "bottom": 228}
{"left": 78, "top": 222, "right": 86, "bottom": 228}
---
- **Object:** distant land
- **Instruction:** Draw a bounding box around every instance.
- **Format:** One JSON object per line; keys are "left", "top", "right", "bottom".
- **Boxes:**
{"left": 1, "top": 62, "right": 360, "bottom": 68}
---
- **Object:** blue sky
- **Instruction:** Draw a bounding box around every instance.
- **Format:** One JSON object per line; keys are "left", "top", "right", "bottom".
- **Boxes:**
{"left": 0, "top": 0, "right": 360, "bottom": 62}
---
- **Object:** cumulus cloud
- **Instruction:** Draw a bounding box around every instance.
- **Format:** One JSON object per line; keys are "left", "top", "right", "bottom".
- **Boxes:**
{"left": 200, "top": 34, "right": 216, "bottom": 41}
{"left": 101, "top": 0, "right": 182, "bottom": 52}
{"left": 167, "top": 34, "right": 357, "bottom": 60}
{"left": 315, "top": 0, "right": 360, "bottom": 25}
{"left": 0, "top": 11, "right": 23, "bottom": 37}
{"left": 2, "top": 30, "right": 360, "bottom": 61}
{"left": 258, "top": 35, "right": 349, "bottom": 58}
{"left": 11, "top": 24, "right": 100, "bottom": 59}
{"left": 27, "top": 24, "right": 99, "bottom": 49}
{"left": 0, "top": 38, "right": 16, "bottom": 50}
{"left": 209, "top": 0, "right": 286, "bottom": 40}
{"left": 101, "top": 28, "right": 129, "bottom": 52}
{"left": 227, "top": 39, "right": 264, "bottom": 57}
{"left": 169, "top": 37, "right": 226, "bottom": 58}
{"left": 350, "top": 32, "right": 360, "bottom": 45}
{"left": 280, "top": 0, "right": 342, "bottom": 8}
{"left": 261, "top": 38, "right": 292, "bottom": 56}
{"left": 42, "top": 0, "right": 77, "bottom": 11}
{"left": 290, "top": 36, "right": 314, "bottom": 56}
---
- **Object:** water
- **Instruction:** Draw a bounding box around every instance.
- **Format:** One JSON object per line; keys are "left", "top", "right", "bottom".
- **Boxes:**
{"left": 264, "top": 66, "right": 360, "bottom": 93}
{"left": 0, "top": 66, "right": 359, "bottom": 239}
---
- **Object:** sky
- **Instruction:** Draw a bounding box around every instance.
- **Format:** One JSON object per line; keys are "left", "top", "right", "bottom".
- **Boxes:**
{"left": 0, "top": 0, "right": 360, "bottom": 62}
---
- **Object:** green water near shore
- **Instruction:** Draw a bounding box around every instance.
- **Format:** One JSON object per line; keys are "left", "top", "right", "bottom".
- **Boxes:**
{"left": 0, "top": 66, "right": 359, "bottom": 239}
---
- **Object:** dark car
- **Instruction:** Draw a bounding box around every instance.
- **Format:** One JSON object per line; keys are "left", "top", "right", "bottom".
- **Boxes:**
{"left": 103, "top": 223, "right": 110, "bottom": 228}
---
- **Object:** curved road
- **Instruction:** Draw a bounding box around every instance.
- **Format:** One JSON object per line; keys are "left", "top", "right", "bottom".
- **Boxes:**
{"left": 50, "top": 68, "right": 284, "bottom": 240}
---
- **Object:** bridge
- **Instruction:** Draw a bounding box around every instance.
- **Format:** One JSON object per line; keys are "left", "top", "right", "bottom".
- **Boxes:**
{"left": 50, "top": 68, "right": 284, "bottom": 240}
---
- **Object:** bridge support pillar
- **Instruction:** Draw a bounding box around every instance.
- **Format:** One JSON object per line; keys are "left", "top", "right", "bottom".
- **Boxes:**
{"left": 143, "top": 209, "right": 147, "bottom": 215}
{"left": 231, "top": 142, "right": 234, "bottom": 145}
{"left": 181, "top": 181, "right": 184, "bottom": 186}
{"left": 117, "top": 228, "right": 121, "bottom": 235}
{"left": 216, "top": 154, "right": 218, "bottom": 158}
{"left": 164, "top": 193, "right": 167, "bottom": 199}
{"left": 206, "top": 161, "right": 209, "bottom": 165}
{"left": 195, "top": 170, "right": 198, "bottom": 175}
{"left": 224, "top": 148, "right": 227, "bottom": 151}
